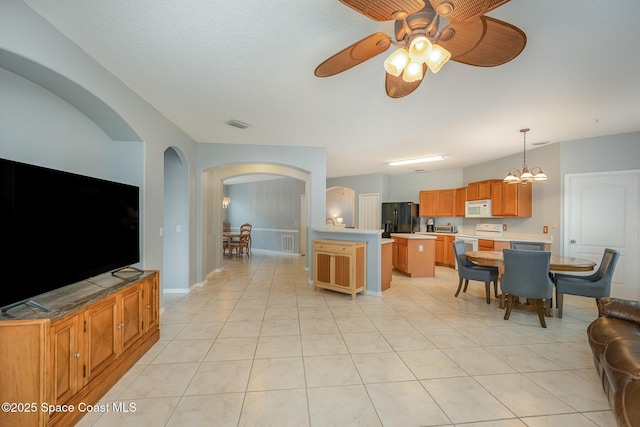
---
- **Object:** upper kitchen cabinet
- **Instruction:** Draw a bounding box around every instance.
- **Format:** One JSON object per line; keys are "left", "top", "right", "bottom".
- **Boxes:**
{"left": 491, "top": 180, "right": 532, "bottom": 217}
{"left": 467, "top": 180, "right": 501, "bottom": 201}
{"left": 419, "top": 189, "right": 455, "bottom": 217}
{"left": 455, "top": 187, "right": 467, "bottom": 217}
{"left": 419, "top": 190, "right": 437, "bottom": 217}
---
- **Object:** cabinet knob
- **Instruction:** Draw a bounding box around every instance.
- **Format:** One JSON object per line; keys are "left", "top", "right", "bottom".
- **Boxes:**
{"left": 74, "top": 352, "right": 81, "bottom": 358}
{"left": 146, "top": 305, "right": 151, "bottom": 309}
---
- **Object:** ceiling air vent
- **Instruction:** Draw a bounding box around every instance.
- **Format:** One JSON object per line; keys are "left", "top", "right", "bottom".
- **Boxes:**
{"left": 226, "top": 119, "right": 251, "bottom": 129}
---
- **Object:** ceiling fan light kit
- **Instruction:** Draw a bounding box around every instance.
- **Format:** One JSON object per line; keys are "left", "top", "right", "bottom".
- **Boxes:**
{"left": 315, "top": 0, "right": 526, "bottom": 98}
{"left": 384, "top": 48, "right": 410, "bottom": 76}
{"left": 504, "top": 128, "right": 548, "bottom": 184}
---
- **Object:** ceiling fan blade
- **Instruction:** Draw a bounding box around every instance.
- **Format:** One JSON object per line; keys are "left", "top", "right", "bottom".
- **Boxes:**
{"left": 439, "top": 16, "right": 526, "bottom": 66}
{"left": 385, "top": 63, "right": 427, "bottom": 98}
{"left": 315, "top": 33, "right": 391, "bottom": 77}
{"left": 340, "top": 0, "right": 425, "bottom": 21}
{"left": 429, "top": 0, "right": 510, "bottom": 22}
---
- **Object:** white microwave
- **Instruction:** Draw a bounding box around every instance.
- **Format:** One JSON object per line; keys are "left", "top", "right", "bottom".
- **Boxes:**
{"left": 465, "top": 200, "right": 492, "bottom": 218}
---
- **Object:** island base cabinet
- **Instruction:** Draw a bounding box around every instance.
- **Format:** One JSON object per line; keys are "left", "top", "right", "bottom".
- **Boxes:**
{"left": 394, "top": 237, "right": 435, "bottom": 277}
{"left": 313, "top": 240, "right": 366, "bottom": 300}
{"left": 0, "top": 271, "right": 160, "bottom": 427}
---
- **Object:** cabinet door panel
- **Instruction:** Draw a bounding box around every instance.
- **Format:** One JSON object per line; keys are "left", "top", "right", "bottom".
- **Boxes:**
{"left": 50, "top": 316, "right": 81, "bottom": 406}
{"left": 315, "top": 253, "right": 332, "bottom": 284}
{"left": 419, "top": 191, "right": 437, "bottom": 216}
{"left": 334, "top": 255, "right": 352, "bottom": 288}
{"left": 84, "top": 297, "right": 118, "bottom": 384}
{"left": 120, "top": 285, "right": 144, "bottom": 353}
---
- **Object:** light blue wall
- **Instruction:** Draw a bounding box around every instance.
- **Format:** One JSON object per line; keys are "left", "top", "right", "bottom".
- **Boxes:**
{"left": 227, "top": 177, "right": 305, "bottom": 253}
{"left": 561, "top": 132, "right": 640, "bottom": 174}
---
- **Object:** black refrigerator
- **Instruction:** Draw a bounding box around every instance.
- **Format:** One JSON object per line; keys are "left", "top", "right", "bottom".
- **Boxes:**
{"left": 381, "top": 202, "right": 420, "bottom": 233}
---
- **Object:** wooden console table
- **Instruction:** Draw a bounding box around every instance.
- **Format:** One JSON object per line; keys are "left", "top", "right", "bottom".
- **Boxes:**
{"left": 313, "top": 240, "right": 366, "bottom": 299}
{"left": 0, "top": 271, "right": 160, "bottom": 427}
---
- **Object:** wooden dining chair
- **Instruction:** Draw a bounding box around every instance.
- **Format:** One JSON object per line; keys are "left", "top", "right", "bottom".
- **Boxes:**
{"left": 501, "top": 249, "right": 554, "bottom": 327}
{"left": 554, "top": 248, "right": 619, "bottom": 318}
{"left": 230, "top": 223, "right": 252, "bottom": 256}
{"left": 222, "top": 221, "right": 231, "bottom": 255}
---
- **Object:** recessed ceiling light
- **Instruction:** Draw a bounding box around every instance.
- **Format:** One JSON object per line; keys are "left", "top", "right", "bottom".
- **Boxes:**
{"left": 388, "top": 155, "right": 444, "bottom": 166}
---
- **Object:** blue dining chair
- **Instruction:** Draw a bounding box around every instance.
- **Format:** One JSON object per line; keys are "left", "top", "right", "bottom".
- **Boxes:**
{"left": 501, "top": 249, "right": 554, "bottom": 328}
{"left": 452, "top": 240, "right": 499, "bottom": 304}
{"left": 554, "top": 248, "right": 619, "bottom": 318}
{"left": 510, "top": 241, "right": 546, "bottom": 251}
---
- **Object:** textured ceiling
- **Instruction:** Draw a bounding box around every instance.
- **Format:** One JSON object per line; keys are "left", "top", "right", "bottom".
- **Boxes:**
{"left": 20, "top": 0, "right": 640, "bottom": 178}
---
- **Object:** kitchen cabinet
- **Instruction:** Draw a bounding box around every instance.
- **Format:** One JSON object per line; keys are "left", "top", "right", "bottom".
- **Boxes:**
{"left": 444, "top": 236, "right": 456, "bottom": 267}
{"left": 419, "top": 190, "right": 437, "bottom": 217}
{"left": 491, "top": 180, "right": 532, "bottom": 217}
{"left": 0, "top": 272, "right": 160, "bottom": 427}
{"left": 313, "top": 240, "right": 366, "bottom": 300}
{"left": 455, "top": 187, "right": 467, "bottom": 216}
{"left": 434, "top": 236, "right": 444, "bottom": 264}
{"left": 468, "top": 180, "right": 500, "bottom": 201}
{"left": 436, "top": 189, "right": 455, "bottom": 216}
{"left": 419, "top": 189, "right": 455, "bottom": 217}
{"left": 381, "top": 241, "right": 393, "bottom": 292}
{"left": 479, "top": 239, "right": 495, "bottom": 251}
{"left": 394, "top": 236, "right": 435, "bottom": 277}
{"left": 434, "top": 235, "right": 455, "bottom": 267}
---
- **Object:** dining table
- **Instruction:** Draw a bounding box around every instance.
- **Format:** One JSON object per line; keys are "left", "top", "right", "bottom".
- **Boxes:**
{"left": 465, "top": 250, "right": 597, "bottom": 272}
{"left": 222, "top": 232, "right": 242, "bottom": 256}
{"left": 464, "top": 250, "right": 597, "bottom": 313}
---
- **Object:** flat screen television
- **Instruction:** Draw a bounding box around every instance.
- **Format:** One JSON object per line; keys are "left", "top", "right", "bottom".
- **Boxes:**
{"left": 0, "top": 157, "right": 140, "bottom": 312}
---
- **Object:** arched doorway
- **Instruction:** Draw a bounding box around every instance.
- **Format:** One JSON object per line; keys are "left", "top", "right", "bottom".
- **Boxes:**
{"left": 326, "top": 186, "right": 355, "bottom": 227}
{"left": 163, "top": 147, "right": 190, "bottom": 293}
{"left": 200, "top": 163, "right": 311, "bottom": 280}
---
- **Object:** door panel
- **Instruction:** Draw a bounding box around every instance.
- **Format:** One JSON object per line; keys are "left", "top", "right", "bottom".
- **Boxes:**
{"left": 565, "top": 171, "right": 639, "bottom": 300}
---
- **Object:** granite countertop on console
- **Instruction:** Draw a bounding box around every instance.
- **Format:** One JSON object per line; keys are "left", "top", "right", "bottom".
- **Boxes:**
{"left": 0, "top": 271, "right": 155, "bottom": 322}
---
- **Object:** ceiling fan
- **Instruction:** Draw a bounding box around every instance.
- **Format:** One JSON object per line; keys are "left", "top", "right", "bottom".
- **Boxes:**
{"left": 315, "top": 0, "right": 526, "bottom": 98}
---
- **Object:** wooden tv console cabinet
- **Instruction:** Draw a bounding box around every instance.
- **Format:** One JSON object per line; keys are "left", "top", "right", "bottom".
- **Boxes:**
{"left": 0, "top": 271, "right": 160, "bottom": 427}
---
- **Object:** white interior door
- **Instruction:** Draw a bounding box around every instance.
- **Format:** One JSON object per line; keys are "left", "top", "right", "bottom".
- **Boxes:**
{"left": 564, "top": 170, "right": 640, "bottom": 300}
{"left": 358, "top": 193, "right": 380, "bottom": 230}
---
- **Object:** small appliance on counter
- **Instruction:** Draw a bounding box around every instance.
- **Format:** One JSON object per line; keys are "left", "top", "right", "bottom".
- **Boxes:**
{"left": 435, "top": 225, "right": 457, "bottom": 233}
{"left": 426, "top": 218, "right": 435, "bottom": 232}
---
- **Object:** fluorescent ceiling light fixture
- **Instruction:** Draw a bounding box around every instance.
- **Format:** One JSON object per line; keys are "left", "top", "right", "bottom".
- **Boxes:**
{"left": 388, "top": 155, "right": 444, "bottom": 166}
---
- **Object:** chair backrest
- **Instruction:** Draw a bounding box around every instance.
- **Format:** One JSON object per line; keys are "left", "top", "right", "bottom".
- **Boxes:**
{"left": 501, "top": 249, "right": 553, "bottom": 299}
{"left": 453, "top": 240, "right": 474, "bottom": 268}
{"left": 223, "top": 221, "right": 231, "bottom": 233}
{"left": 510, "top": 241, "right": 546, "bottom": 251}
{"left": 594, "top": 248, "right": 620, "bottom": 282}
{"left": 240, "top": 223, "right": 252, "bottom": 233}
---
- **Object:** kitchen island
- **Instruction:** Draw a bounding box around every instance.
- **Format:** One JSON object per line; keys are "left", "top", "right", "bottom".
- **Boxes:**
{"left": 390, "top": 233, "right": 437, "bottom": 277}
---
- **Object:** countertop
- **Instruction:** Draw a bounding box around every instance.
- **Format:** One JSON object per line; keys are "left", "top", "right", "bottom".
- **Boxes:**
{"left": 416, "top": 231, "right": 553, "bottom": 243}
{"left": 390, "top": 233, "right": 437, "bottom": 240}
{"left": 311, "top": 227, "right": 552, "bottom": 243}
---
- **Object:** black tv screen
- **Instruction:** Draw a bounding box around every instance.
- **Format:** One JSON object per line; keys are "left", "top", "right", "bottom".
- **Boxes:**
{"left": 0, "top": 158, "right": 140, "bottom": 311}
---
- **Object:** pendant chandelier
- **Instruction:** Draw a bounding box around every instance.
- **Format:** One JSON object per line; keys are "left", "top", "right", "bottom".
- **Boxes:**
{"left": 504, "top": 129, "right": 548, "bottom": 184}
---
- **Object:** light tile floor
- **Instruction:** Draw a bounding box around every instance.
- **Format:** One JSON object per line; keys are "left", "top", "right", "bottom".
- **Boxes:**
{"left": 77, "top": 252, "right": 616, "bottom": 426}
